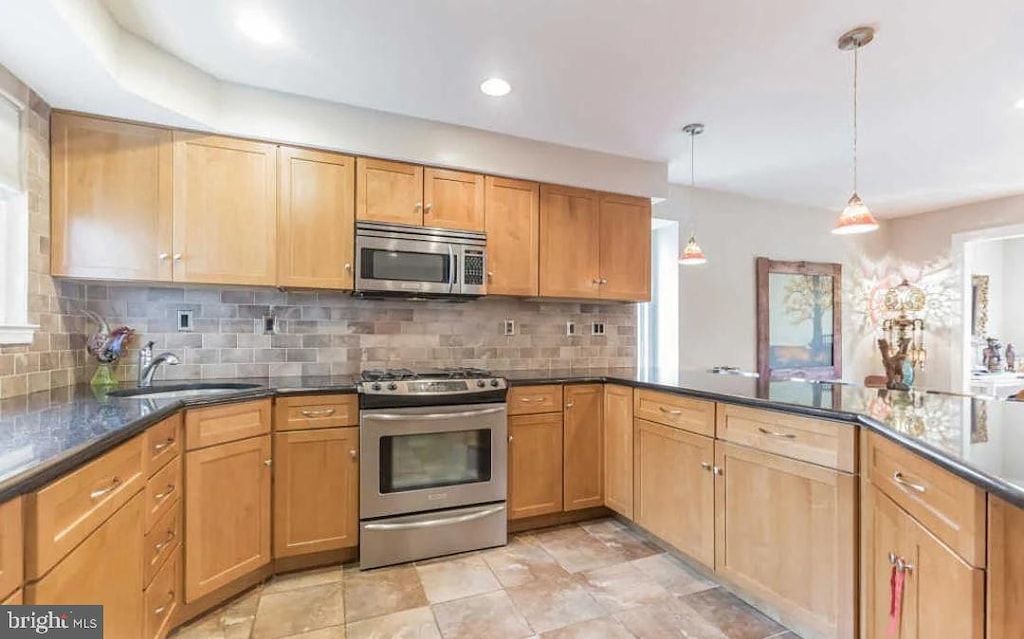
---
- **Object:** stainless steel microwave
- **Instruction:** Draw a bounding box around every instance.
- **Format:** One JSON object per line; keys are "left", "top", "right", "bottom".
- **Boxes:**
{"left": 354, "top": 222, "right": 487, "bottom": 298}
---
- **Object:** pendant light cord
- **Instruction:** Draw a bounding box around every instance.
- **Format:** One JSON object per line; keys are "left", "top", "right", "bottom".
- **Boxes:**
{"left": 852, "top": 43, "right": 859, "bottom": 194}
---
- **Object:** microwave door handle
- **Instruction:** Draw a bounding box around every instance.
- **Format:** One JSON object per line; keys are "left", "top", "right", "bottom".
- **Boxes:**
{"left": 448, "top": 244, "right": 456, "bottom": 294}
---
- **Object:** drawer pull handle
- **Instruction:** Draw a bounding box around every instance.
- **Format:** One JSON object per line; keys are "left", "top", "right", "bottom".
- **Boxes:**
{"left": 301, "top": 408, "right": 336, "bottom": 418}
{"left": 700, "top": 462, "right": 712, "bottom": 472}
{"left": 892, "top": 471, "right": 926, "bottom": 493}
{"left": 154, "top": 530, "right": 176, "bottom": 552}
{"left": 658, "top": 407, "right": 683, "bottom": 415}
{"left": 712, "top": 466, "right": 724, "bottom": 476}
{"left": 90, "top": 477, "right": 122, "bottom": 500}
{"left": 349, "top": 449, "right": 358, "bottom": 459}
{"left": 154, "top": 484, "right": 175, "bottom": 501}
{"left": 519, "top": 397, "right": 545, "bottom": 403}
{"left": 152, "top": 437, "right": 175, "bottom": 453}
{"left": 264, "top": 458, "right": 273, "bottom": 467}
{"left": 153, "top": 591, "right": 175, "bottom": 616}
{"left": 757, "top": 427, "right": 796, "bottom": 439}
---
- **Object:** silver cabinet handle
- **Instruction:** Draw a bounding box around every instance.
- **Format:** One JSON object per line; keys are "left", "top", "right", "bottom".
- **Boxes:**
{"left": 301, "top": 408, "right": 336, "bottom": 418}
{"left": 889, "top": 552, "right": 914, "bottom": 574}
{"left": 700, "top": 462, "right": 712, "bottom": 471}
{"left": 508, "top": 435, "right": 513, "bottom": 443}
{"left": 153, "top": 591, "right": 175, "bottom": 616}
{"left": 90, "top": 477, "right": 122, "bottom": 500}
{"left": 154, "top": 530, "right": 176, "bottom": 552}
{"left": 344, "top": 263, "right": 352, "bottom": 272}
{"left": 487, "top": 271, "right": 494, "bottom": 280}
{"left": 758, "top": 427, "right": 796, "bottom": 439}
{"left": 364, "top": 505, "right": 505, "bottom": 531}
{"left": 592, "top": 279, "right": 602, "bottom": 285}
{"left": 158, "top": 253, "right": 170, "bottom": 260}
{"left": 363, "top": 406, "right": 506, "bottom": 421}
{"left": 415, "top": 202, "right": 423, "bottom": 210}
{"left": 264, "top": 458, "right": 273, "bottom": 467}
{"left": 424, "top": 203, "right": 433, "bottom": 212}
{"left": 599, "top": 278, "right": 608, "bottom": 284}
{"left": 659, "top": 407, "right": 682, "bottom": 415}
{"left": 518, "top": 397, "right": 545, "bottom": 403}
{"left": 154, "top": 484, "right": 175, "bottom": 501}
{"left": 565, "top": 401, "right": 574, "bottom": 409}
{"left": 153, "top": 437, "right": 175, "bottom": 453}
{"left": 349, "top": 449, "right": 358, "bottom": 459}
{"left": 892, "top": 471, "right": 926, "bottom": 493}
{"left": 172, "top": 253, "right": 182, "bottom": 261}
{"left": 712, "top": 466, "right": 724, "bottom": 476}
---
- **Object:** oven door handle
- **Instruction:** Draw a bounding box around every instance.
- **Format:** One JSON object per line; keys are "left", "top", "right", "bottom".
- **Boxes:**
{"left": 361, "top": 406, "right": 507, "bottom": 421}
{"left": 363, "top": 505, "right": 505, "bottom": 531}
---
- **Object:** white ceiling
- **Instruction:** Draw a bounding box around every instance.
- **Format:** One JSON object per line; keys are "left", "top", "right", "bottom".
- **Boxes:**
{"left": 20, "top": 1, "right": 1024, "bottom": 215}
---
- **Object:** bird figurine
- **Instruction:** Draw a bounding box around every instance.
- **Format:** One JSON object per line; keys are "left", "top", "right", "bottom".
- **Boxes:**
{"left": 83, "top": 310, "right": 135, "bottom": 363}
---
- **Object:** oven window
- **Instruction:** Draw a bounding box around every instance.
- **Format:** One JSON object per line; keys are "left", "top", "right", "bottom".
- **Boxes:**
{"left": 361, "top": 248, "right": 450, "bottom": 283}
{"left": 380, "top": 429, "right": 491, "bottom": 493}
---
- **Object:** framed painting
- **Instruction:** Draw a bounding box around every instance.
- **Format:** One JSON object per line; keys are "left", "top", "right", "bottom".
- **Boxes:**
{"left": 756, "top": 258, "right": 843, "bottom": 380}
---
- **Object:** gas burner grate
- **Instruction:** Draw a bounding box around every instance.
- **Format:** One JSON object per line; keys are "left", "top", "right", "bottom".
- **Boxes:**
{"left": 439, "top": 367, "right": 493, "bottom": 378}
{"left": 360, "top": 368, "right": 417, "bottom": 382}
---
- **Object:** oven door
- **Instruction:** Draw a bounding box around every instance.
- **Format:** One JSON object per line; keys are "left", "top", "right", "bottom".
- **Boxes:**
{"left": 355, "top": 234, "right": 454, "bottom": 295}
{"left": 360, "top": 403, "right": 507, "bottom": 519}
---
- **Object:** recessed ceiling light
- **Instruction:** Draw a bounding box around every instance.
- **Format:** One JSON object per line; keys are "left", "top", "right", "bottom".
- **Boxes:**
{"left": 1015, "top": 97, "right": 1024, "bottom": 109}
{"left": 480, "top": 78, "right": 511, "bottom": 97}
{"left": 236, "top": 9, "right": 283, "bottom": 46}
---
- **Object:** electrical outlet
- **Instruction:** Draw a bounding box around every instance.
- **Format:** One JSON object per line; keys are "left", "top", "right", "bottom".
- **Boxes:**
{"left": 591, "top": 321, "right": 606, "bottom": 336}
{"left": 263, "top": 315, "right": 277, "bottom": 334}
{"left": 503, "top": 319, "right": 516, "bottom": 336}
{"left": 176, "top": 309, "right": 194, "bottom": 332}
{"left": 566, "top": 321, "right": 577, "bottom": 336}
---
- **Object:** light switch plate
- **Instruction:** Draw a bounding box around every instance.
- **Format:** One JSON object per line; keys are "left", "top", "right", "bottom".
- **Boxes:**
{"left": 566, "top": 321, "right": 577, "bottom": 336}
{"left": 263, "top": 315, "right": 277, "bottom": 334}
{"left": 503, "top": 319, "right": 516, "bottom": 336}
{"left": 176, "top": 309, "right": 194, "bottom": 332}
{"left": 591, "top": 321, "right": 606, "bottom": 336}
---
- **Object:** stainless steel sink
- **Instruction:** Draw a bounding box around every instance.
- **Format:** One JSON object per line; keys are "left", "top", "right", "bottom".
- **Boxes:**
{"left": 107, "top": 383, "right": 262, "bottom": 400}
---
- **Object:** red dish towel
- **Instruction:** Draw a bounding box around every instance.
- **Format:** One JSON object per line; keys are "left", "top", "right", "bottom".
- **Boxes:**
{"left": 888, "top": 563, "right": 906, "bottom": 636}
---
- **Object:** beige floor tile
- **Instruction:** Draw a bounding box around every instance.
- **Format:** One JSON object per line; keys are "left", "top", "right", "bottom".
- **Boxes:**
{"left": 252, "top": 582, "right": 345, "bottom": 639}
{"left": 432, "top": 590, "right": 532, "bottom": 639}
{"left": 681, "top": 587, "right": 788, "bottom": 639}
{"left": 579, "top": 562, "right": 675, "bottom": 613}
{"left": 582, "top": 520, "right": 661, "bottom": 562}
{"left": 346, "top": 606, "right": 442, "bottom": 639}
{"left": 416, "top": 555, "right": 501, "bottom": 603}
{"left": 171, "top": 587, "right": 261, "bottom": 638}
{"left": 630, "top": 552, "right": 717, "bottom": 597}
{"left": 344, "top": 565, "right": 429, "bottom": 623}
{"left": 505, "top": 575, "right": 605, "bottom": 634}
{"left": 481, "top": 536, "right": 568, "bottom": 588}
{"left": 264, "top": 565, "right": 345, "bottom": 594}
{"left": 534, "top": 526, "right": 629, "bottom": 574}
{"left": 538, "top": 616, "right": 635, "bottom": 638}
{"left": 281, "top": 626, "right": 347, "bottom": 638}
{"left": 615, "top": 599, "right": 729, "bottom": 639}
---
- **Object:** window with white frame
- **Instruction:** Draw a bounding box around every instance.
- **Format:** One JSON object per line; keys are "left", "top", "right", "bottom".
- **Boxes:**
{"left": 0, "top": 90, "right": 35, "bottom": 345}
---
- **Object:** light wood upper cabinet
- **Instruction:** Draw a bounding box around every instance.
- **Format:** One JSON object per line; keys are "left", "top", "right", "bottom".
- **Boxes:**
{"left": 988, "top": 496, "right": 1024, "bottom": 639}
{"left": 563, "top": 384, "right": 603, "bottom": 511}
{"left": 356, "top": 157, "right": 423, "bottom": 226}
{"left": 598, "top": 193, "right": 651, "bottom": 301}
{"left": 539, "top": 184, "right": 601, "bottom": 298}
{"left": 715, "top": 441, "right": 855, "bottom": 639}
{"left": 277, "top": 146, "right": 356, "bottom": 289}
{"left": 424, "top": 167, "right": 484, "bottom": 231}
{"left": 273, "top": 427, "right": 359, "bottom": 558}
{"left": 603, "top": 385, "right": 634, "bottom": 519}
{"left": 635, "top": 419, "right": 715, "bottom": 568}
{"left": 172, "top": 133, "right": 277, "bottom": 285}
{"left": 484, "top": 177, "right": 539, "bottom": 296}
{"left": 185, "top": 434, "right": 271, "bottom": 602}
{"left": 508, "top": 412, "right": 564, "bottom": 520}
{"left": 51, "top": 113, "right": 173, "bottom": 281}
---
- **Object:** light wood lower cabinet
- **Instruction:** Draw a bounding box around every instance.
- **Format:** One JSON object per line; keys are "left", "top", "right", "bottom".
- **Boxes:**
{"left": 508, "top": 412, "right": 564, "bottom": 520}
{"left": 28, "top": 492, "right": 145, "bottom": 639}
{"left": 273, "top": 428, "right": 359, "bottom": 557}
{"left": 715, "top": 441, "right": 855, "bottom": 639}
{"left": 3, "top": 588, "right": 21, "bottom": 605}
{"left": 0, "top": 497, "right": 22, "bottom": 602}
{"left": 144, "top": 551, "right": 180, "bottom": 639}
{"left": 634, "top": 419, "right": 715, "bottom": 568}
{"left": 185, "top": 435, "right": 272, "bottom": 602}
{"left": 563, "top": 384, "right": 603, "bottom": 511}
{"left": 989, "top": 496, "right": 1024, "bottom": 639}
{"left": 603, "top": 385, "right": 634, "bottom": 518}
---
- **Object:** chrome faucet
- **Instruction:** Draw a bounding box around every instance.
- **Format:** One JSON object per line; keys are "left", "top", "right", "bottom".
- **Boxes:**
{"left": 138, "top": 341, "right": 180, "bottom": 387}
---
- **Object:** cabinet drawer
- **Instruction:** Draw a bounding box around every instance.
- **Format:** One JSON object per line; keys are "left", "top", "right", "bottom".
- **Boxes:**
{"left": 508, "top": 385, "right": 564, "bottom": 415}
{"left": 27, "top": 435, "right": 145, "bottom": 579}
{"left": 716, "top": 403, "right": 855, "bottom": 472}
{"left": 864, "top": 432, "right": 985, "bottom": 566}
{"left": 0, "top": 497, "right": 22, "bottom": 602}
{"left": 185, "top": 399, "right": 271, "bottom": 450}
{"left": 634, "top": 389, "right": 715, "bottom": 436}
{"left": 144, "top": 502, "right": 180, "bottom": 587}
{"left": 144, "top": 457, "right": 181, "bottom": 533}
{"left": 274, "top": 394, "right": 358, "bottom": 431}
{"left": 144, "top": 551, "right": 180, "bottom": 639}
{"left": 144, "top": 414, "right": 181, "bottom": 477}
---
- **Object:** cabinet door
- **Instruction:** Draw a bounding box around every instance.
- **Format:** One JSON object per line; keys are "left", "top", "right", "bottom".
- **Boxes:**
{"left": 185, "top": 435, "right": 271, "bottom": 602}
{"left": 635, "top": 419, "right": 714, "bottom": 568}
{"left": 423, "top": 167, "right": 484, "bottom": 231}
{"left": 356, "top": 157, "right": 423, "bottom": 225}
{"left": 715, "top": 441, "right": 855, "bottom": 639}
{"left": 508, "top": 413, "right": 563, "bottom": 520}
{"left": 563, "top": 384, "right": 603, "bottom": 511}
{"left": 277, "top": 146, "right": 356, "bottom": 289}
{"left": 51, "top": 113, "right": 173, "bottom": 280}
{"left": 863, "top": 483, "right": 913, "bottom": 639}
{"left": 598, "top": 193, "right": 651, "bottom": 301}
{"left": 538, "top": 184, "right": 600, "bottom": 298}
{"left": 172, "top": 133, "right": 277, "bottom": 285}
{"left": 29, "top": 492, "right": 144, "bottom": 639}
{"left": 484, "top": 177, "right": 539, "bottom": 296}
{"left": 990, "top": 496, "right": 1024, "bottom": 639}
{"left": 603, "top": 385, "right": 633, "bottom": 519}
{"left": 273, "top": 427, "right": 359, "bottom": 558}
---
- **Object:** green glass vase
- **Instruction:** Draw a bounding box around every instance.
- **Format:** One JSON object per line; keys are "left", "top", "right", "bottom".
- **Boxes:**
{"left": 90, "top": 363, "right": 118, "bottom": 390}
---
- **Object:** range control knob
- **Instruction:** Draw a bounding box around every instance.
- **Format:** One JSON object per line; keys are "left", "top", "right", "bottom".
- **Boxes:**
{"left": 387, "top": 382, "right": 398, "bottom": 391}
{"left": 371, "top": 383, "right": 382, "bottom": 391}
{"left": 490, "top": 379, "right": 499, "bottom": 387}
{"left": 476, "top": 380, "right": 486, "bottom": 388}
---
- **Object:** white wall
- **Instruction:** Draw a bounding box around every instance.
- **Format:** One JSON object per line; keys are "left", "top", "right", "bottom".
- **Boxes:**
{"left": 1002, "top": 238, "right": 1024, "bottom": 352}
{"left": 965, "top": 240, "right": 1005, "bottom": 344}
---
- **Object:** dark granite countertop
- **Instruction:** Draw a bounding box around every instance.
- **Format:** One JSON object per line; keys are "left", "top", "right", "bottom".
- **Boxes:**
{"left": 1, "top": 369, "right": 1023, "bottom": 510}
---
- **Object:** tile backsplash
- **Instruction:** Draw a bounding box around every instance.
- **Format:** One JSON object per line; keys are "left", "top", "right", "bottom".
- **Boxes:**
{"left": 73, "top": 284, "right": 638, "bottom": 383}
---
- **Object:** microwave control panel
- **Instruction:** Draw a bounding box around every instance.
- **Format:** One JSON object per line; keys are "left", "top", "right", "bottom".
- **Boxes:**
{"left": 464, "top": 251, "right": 485, "bottom": 286}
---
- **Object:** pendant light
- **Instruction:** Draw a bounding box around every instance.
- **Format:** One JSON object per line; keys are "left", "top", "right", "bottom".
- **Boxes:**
{"left": 832, "top": 26, "right": 880, "bottom": 235}
{"left": 680, "top": 123, "right": 708, "bottom": 265}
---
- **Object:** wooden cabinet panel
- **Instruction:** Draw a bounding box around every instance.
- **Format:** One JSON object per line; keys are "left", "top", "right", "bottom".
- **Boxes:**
{"left": 603, "top": 385, "right": 634, "bottom": 519}
{"left": 144, "top": 500, "right": 180, "bottom": 588}
{"left": 144, "top": 413, "right": 182, "bottom": 478}
{"left": 3, "top": 589, "right": 21, "bottom": 605}
{"left": 507, "top": 385, "right": 564, "bottom": 416}
{"left": 988, "top": 496, "right": 1024, "bottom": 639}
{"left": 716, "top": 404, "right": 856, "bottom": 472}
{"left": 598, "top": 193, "right": 651, "bottom": 301}
{"left": 172, "top": 133, "right": 277, "bottom": 285}
{"left": 51, "top": 113, "right": 173, "bottom": 281}
{"left": 29, "top": 493, "right": 144, "bottom": 639}
{"left": 634, "top": 390, "right": 715, "bottom": 436}
{"left": 508, "top": 413, "right": 564, "bottom": 520}
{"left": 274, "top": 394, "right": 359, "bottom": 431}
{"left": 423, "top": 167, "right": 484, "bottom": 231}
{"left": 144, "top": 456, "right": 181, "bottom": 532}
{"left": 484, "top": 176, "right": 539, "bottom": 296}
{"left": 539, "top": 184, "right": 600, "bottom": 299}
{"left": 0, "top": 497, "right": 22, "bottom": 602}
{"left": 185, "top": 399, "right": 271, "bottom": 450}
{"left": 563, "top": 384, "right": 603, "bottom": 511}
{"left": 356, "top": 157, "right": 423, "bottom": 225}
{"left": 273, "top": 427, "right": 359, "bottom": 557}
{"left": 185, "top": 435, "right": 272, "bottom": 602}
{"left": 715, "top": 441, "right": 855, "bottom": 639}
{"left": 144, "top": 551, "right": 180, "bottom": 639}
{"left": 277, "top": 146, "right": 356, "bottom": 289}
{"left": 635, "top": 419, "right": 715, "bottom": 568}
{"left": 863, "top": 482, "right": 911, "bottom": 639}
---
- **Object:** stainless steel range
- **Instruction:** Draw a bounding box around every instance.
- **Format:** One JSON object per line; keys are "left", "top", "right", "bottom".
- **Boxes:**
{"left": 357, "top": 367, "right": 508, "bottom": 569}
